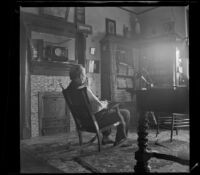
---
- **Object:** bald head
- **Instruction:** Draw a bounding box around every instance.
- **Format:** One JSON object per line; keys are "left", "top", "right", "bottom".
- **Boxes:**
{"left": 69, "top": 64, "right": 86, "bottom": 85}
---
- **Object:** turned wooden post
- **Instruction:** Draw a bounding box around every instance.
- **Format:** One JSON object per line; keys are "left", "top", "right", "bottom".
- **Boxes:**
{"left": 134, "top": 111, "right": 151, "bottom": 173}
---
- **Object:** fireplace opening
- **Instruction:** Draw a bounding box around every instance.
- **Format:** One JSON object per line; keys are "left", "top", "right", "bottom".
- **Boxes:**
{"left": 38, "top": 92, "right": 70, "bottom": 136}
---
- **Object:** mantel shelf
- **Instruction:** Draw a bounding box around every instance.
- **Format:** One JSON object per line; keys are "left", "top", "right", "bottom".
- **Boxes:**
{"left": 21, "top": 12, "right": 76, "bottom": 38}
{"left": 31, "top": 60, "right": 78, "bottom": 76}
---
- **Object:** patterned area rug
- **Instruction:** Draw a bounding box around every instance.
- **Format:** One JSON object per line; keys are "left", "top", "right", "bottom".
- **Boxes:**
{"left": 73, "top": 139, "right": 189, "bottom": 173}
{"left": 21, "top": 138, "right": 189, "bottom": 173}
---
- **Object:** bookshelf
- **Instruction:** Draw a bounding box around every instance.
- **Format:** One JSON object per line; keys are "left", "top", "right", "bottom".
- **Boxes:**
{"left": 100, "top": 35, "right": 138, "bottom": 102}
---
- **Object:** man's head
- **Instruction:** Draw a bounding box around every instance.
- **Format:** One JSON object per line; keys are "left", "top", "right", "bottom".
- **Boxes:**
{"left": 69, "top": 64, "right": 87, "bottom": 85}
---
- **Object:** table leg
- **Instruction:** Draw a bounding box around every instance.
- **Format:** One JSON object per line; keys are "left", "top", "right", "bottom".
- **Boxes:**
{"left": 134, "top": 111, "right": 151, "bottom": 173}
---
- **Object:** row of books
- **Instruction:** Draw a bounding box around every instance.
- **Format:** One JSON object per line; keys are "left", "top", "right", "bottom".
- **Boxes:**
{"left": 113, "top": 89, "right": 132, "bottom": 102}
{"left": 117, "top": 77, "right": 133, "bottom": 89}
{"left": 117, "top": 62, "right": 134, "bottom": 76}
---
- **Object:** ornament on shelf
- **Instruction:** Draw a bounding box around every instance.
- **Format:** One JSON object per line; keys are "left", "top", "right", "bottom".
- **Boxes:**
{"left": 123, "top": 25, "right": 129, "bottom": 38}
{"left": 135, "top": 18, "right": 141, "bottom": 35}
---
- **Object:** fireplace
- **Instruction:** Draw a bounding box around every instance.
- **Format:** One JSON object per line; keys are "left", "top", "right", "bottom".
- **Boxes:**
{"left": 38, "top": 92, "right": 70, "bottom": 136}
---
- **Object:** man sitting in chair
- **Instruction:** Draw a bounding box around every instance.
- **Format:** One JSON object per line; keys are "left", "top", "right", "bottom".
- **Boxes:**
{"left": 67, "top": 64, "right": 130, "bottom": 146}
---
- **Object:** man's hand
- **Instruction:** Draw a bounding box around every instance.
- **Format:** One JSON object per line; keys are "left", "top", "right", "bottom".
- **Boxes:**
{"left": 101, "top": 100, "right": 108, "bottom": 108}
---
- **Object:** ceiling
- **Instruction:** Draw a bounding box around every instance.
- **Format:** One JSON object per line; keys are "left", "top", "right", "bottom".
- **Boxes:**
{"left": 120, "top": 7, "right": 159, "bottom": 15}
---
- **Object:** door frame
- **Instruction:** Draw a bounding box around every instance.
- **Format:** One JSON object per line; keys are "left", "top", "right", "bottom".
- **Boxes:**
{"left": 20, "top": 19, "right": 32, "bottom": 139}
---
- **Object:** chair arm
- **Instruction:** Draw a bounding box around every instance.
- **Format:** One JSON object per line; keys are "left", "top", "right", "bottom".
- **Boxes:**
{"left": 107, "top": 102, "right": 120, "bottom": 110}
{"left": 106, "top": 103, "right": 120, "bottom": 114}
{"left": 112, "top": 104, "right": 122, "bottom": 121}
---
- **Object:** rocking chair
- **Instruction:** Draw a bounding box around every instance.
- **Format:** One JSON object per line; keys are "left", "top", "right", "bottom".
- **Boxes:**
{"left": 61, "top": 86, "right": 121, "bottom": 152}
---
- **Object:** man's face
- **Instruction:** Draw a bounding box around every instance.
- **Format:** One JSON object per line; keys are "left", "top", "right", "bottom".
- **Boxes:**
{"left": 80, "top": 68, "right": 87, "bottom": 84}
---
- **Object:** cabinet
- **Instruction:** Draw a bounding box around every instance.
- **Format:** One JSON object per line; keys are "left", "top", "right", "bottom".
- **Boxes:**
{"left": 138, "top": 34, "right": 188, "bottom": 88}
{"left": 100, "top": 35, "right": 138, "bottom": 102}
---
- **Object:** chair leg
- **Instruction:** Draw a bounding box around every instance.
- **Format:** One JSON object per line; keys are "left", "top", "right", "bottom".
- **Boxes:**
{"left": 155, "top": 115, "right": 159, "bottom": 137}
{"left": 86, "top": 135, "right": 97, "bottom": 144}
{"left": 174, "top": 115, "right": 178, "bottom": 135}
{"left": 96, "top": 131, "right": 102, "bottom": 152}
{"left": 176, "top": 127, "right": 178, "bottom": 135}
{"left": 77, "top": 130, "right": 82, "bottom": 146}
{"left": 170, "top": 115, "right": 174, "bottom": 142}
{"left": 170, "top": 130, "right": 173, "bottom": 142}
{"left": 156, "top": 120, "right": 159, "bottom": 137}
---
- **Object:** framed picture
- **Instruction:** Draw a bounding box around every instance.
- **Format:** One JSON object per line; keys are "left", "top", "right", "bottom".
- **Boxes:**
{"left": 86, "top": 60, "right": 100, "bottom": 73}
{"left": 90, "top": 47, "right": 96, "bottom": 55}
{"left": 39, "top": 7, "right": 70, "bottom": 20}
{"left": 123, "top": 25, "right": 129, "bottom": 37}
{"left": 74, "top": 7, "right": 85, "bottom": 24}
{"left": 105, "top": 18, "right": 116, "bottom": 35}
{"left": 162, "top": 21, "right": 175, "bottom": 34}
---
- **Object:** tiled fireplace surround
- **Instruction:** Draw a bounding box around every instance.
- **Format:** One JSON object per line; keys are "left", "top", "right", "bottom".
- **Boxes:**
{"left": 30, "top": 74, "right": 100, "bottom": 137}
{"left": 30, "top": 75, "right": 75, "bottom": 137}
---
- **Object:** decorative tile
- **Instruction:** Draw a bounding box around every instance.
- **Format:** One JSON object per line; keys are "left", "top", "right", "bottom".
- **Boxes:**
{"left": 30, "top": 75, "right": 78, "bottom": 137}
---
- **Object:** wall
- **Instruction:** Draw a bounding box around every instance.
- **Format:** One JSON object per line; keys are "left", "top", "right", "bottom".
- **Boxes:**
{"left": 138, "top": 6, "right": 187, "bottom": 38}
{"left": 20, "top": 7, "right": 39, "bottom": 14}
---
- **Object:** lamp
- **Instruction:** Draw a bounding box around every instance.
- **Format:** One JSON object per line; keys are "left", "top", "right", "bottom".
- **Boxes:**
{"left": 135, "top": 69, "right": 154, "bottom": 89}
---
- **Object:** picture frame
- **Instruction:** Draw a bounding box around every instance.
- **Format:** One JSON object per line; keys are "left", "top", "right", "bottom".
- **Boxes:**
{"left": 162, "top": 20, "right": 175, "bottom": 34}
{"left": 105, "top": 18, "right": 116, "bottom": 35}
{"left": 74, "top": 7, "right": 85, "bottom": 24}
{"left": 86, "top": 60, "right": 100, "bottom": 73}
{"left": 39, "top": 7, "right": 70, "bottom": 20}
{"left": 89, "top": 47, "right": 96, "bottom": 55}
{"left": 123, "top": 25, "right": 129, "bottom": 37}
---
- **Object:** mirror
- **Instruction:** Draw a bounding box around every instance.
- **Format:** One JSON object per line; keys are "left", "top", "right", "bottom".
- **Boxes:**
{"left": 31, "top": 31, "right": 76, "bottom": 62}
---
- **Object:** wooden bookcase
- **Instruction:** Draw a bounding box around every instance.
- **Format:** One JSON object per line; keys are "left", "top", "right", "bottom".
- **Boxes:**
{"left": 100, "top": 35, "right": 138, "bottom": 102}
{"left": 100, "top": 35, "right": 140, "bottom": 127}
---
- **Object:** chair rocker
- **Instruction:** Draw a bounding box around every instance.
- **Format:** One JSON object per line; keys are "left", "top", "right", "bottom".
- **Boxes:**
{"left": 61, "top": 86, "right": 121, "bottom": 152}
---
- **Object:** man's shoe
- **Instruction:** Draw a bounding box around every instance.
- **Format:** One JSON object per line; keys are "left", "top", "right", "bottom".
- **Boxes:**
{"left": 113, "top": 137, "right": 127, "bottom": 147}
{"left": 102, "top": 138, "right": 114, "bottom": 145}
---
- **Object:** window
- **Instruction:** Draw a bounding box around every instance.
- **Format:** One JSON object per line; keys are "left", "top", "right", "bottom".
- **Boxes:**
{"left": 185, "top": 6, "right": 189, "bottom": 39}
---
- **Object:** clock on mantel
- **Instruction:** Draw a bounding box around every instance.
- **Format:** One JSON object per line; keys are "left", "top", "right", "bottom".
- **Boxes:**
{"left": 31, "top": 31, "right": 75, "bottom": 63}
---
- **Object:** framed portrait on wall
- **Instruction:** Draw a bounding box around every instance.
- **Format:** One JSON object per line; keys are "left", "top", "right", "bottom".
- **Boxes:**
{"left": 105, "top": 18, "right": 116, "bottom": 35}
{"left": 39, "top": 7, "right": 70, "bottom": 20}
{"left": 74, "top": 7, "right": 85, "bottom": 24}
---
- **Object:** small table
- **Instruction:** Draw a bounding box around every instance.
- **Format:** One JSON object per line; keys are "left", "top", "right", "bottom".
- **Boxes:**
{"left": 128, "top": 87, "right": 189, "bottom": 173}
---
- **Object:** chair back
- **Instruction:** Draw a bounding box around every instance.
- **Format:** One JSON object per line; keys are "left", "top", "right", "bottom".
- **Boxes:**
{"left": 62, "top": 87, "right": 97, "bottom": 132}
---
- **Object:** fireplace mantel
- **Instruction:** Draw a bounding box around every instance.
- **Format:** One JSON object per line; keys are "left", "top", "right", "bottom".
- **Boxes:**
{"left": 31, "top": 60, "right": 77, "bottom": 76}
